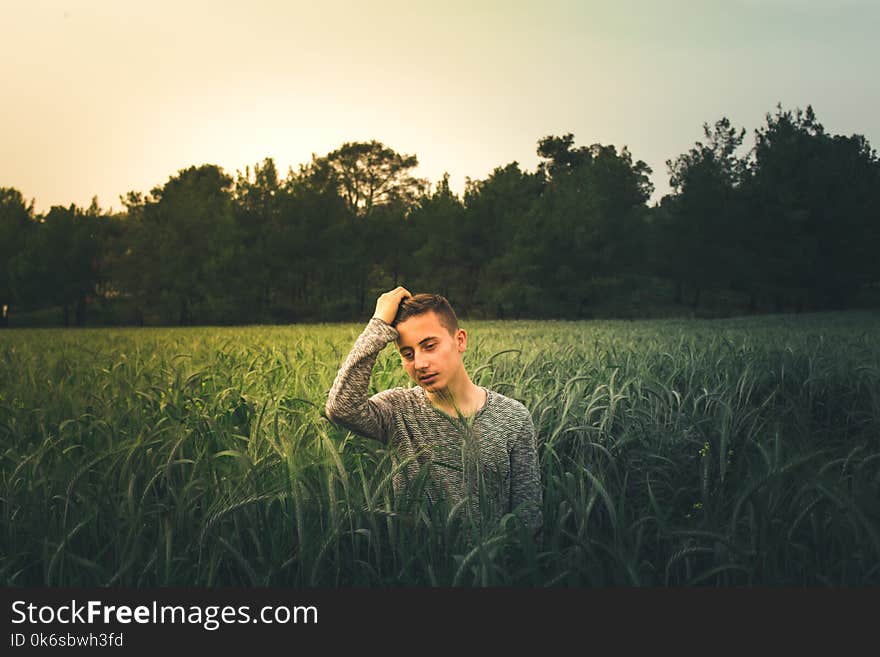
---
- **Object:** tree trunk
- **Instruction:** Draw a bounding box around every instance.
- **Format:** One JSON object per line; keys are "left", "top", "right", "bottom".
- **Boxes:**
{"left": 300, "top": 271, "right": 310, "bottom": 309}
{"left": 748, "top": 292, "right": 757, "bottom": 314}
{"left": 63, "top": 304, "right": 70, "bottom": 327}
{"left": 75, "top": 294, "right": 87, "bottom": 326}
{"left": 0, "top": 303, "right": 8, "bottom": 328}
{"left": 825, "top": 287, "right": 845, "bottom": 310}
{"left": 692, "top": 287, "right": 701, "bottom": 309}
{"left": 264, "top": 275, "right": 270, "bottom": 310}
{"left": 674, "top": 280, "right": 683, "bottom": 304}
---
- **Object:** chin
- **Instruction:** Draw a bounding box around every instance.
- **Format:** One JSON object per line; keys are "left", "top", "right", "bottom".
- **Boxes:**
{"left": 418, "top": 376, "right": 442, "bottom": 390}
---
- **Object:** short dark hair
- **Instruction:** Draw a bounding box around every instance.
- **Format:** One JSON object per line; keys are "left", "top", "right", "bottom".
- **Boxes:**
{"left": 392, "top": 293, "right": 459, "bottom": 336}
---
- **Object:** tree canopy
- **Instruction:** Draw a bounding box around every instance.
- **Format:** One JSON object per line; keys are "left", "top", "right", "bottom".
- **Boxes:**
{"left": 3, "top": 110, "right": 878, "bottom": 327}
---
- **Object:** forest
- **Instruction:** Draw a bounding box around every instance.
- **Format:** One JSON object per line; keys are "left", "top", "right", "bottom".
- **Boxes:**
{"left": 2, "top": 103, "right": 878, "bottom": 327}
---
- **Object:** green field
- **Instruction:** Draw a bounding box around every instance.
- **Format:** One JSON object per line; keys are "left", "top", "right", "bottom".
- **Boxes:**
{"left": 2, "top": 312, "right": 879, "bottom": 586}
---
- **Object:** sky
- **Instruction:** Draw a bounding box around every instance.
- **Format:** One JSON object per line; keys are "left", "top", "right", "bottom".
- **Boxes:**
{"left": 2, "top": 0, "right": 878, "bottom": 214}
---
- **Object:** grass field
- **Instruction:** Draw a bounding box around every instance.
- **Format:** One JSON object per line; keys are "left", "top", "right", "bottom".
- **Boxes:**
{"left": 1, "top": 311, "right": 879, "bottom": 586}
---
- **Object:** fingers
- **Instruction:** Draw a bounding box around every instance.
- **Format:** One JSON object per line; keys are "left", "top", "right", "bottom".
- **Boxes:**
{"left": 373, "top": 287, "right": 411, "bottom": 324}
{"left": 380, "top": 287, "right": 410, "bottom": 298}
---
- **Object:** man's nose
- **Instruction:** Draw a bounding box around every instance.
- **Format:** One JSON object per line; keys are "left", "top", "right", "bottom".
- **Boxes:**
{"left": 414, "top": 351, "right": 430, "bottom": 371}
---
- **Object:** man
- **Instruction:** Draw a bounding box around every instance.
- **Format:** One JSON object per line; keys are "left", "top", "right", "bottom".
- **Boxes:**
{"left": 325, "top": 286, "right": 543, "bottom": 535}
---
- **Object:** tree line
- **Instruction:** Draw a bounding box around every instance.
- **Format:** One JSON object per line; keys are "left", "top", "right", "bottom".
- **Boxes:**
{"left": 1, "top": 103, "right": 878, "bottom": 327}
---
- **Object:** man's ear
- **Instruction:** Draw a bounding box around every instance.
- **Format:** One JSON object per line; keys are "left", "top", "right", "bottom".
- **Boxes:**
{"left": 456, "top": 328, "right": 467, "bottom": 353}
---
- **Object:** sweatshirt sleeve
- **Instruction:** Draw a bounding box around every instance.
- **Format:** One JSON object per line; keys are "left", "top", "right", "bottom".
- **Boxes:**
{"left": 325, "top": 317, "right": 400, "bottom": 443}
{"left": 509, "top": 410, "right": 544, "bottom": 535}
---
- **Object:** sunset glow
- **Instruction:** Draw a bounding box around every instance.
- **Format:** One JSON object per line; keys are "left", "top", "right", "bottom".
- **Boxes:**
{"left": 2, "top": 0, "right": 878, "bottom": 212}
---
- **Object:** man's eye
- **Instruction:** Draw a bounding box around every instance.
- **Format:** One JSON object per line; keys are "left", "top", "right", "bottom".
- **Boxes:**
{"left": 424, "top": 344, "right": 435, "bottom": 351}
{"left": 402, "top": 353, "right": 414, "bottom": 361}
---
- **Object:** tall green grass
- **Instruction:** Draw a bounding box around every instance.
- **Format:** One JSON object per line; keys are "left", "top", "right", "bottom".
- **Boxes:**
{"left": 1, "top": 311, "right": 878, "bottom": 586}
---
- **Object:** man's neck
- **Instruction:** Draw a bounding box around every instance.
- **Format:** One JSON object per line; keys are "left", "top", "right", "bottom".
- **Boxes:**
{"left": 427, "top": 373, "right": 484, "bottom": 418}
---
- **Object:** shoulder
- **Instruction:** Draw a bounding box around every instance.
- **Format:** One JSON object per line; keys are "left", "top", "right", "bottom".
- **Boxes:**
{"left": 486, "top": 389, "right": 532, "bottom": 427}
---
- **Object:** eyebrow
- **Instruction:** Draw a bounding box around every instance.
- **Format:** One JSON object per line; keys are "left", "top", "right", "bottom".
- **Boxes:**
{"left": 398, "top": 336, "right": 439, "bottom": 352}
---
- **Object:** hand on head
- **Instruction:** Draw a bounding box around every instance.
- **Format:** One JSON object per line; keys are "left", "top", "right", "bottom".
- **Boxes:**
{"left": 373, "top": 287, "right": 412, "bottom": 325}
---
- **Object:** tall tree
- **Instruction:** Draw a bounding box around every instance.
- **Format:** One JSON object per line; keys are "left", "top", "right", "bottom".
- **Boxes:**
{"left": 11, "top": 202, "right": 103, "bottom": 326}
{"left": 233, "top": 158, "right": 284, "bottom": 320}
{"left": 275, "top": 155, "right": 373, "bottom": 319}
{"left": 0, "top": 188, "right": 36, "bottom": 326}
{"left": 118, "top": 165, "right": 240, "bottom": 325}
{"left": 463, "top": 162, "right": 544, "bottom": 315}
{"left": 664, "top": 117, "right": 748, "bottom": 308}
{"left": 321, "top": 140, "right": 428, "bottom": 218}
{"left": 744, "top": 104, "right": 880, "bottom": 311}
{"left": 523, "top": 136, "right": 653, "bottom": 316}
{"left": 406, "top": 173, "right": 467, "bottom": 300}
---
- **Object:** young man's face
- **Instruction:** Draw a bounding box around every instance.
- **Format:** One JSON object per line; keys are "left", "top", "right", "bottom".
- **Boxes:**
{"left": 395, "top": 310, "right": 466, "bottom": 392}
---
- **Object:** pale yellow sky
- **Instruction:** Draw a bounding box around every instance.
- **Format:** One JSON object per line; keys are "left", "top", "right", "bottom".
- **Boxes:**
{"left": 2, "top": 0, "right": 878, "bottom": 213}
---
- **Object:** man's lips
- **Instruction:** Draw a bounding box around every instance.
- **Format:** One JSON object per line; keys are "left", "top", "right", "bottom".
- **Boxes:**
{"left": 419, "top": 373, "right": 439, "bottom": 382}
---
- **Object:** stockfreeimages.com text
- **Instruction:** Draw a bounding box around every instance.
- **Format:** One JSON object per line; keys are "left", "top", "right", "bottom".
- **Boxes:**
{"left": 11, "top": 600, "right": 317, "bottom": 631}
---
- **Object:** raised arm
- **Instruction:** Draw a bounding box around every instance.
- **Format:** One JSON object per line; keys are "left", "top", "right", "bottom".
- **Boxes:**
{"left": 324, "top": 287, "right": 411, "bottom": 442}
{"left": 509, "top": 410, "right": 544, "bottom": 536}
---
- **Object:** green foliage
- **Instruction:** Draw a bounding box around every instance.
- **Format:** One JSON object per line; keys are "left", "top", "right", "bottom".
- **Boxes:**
{"left": 2, "top": 104, "right": 878, "bottom": 327}
{"left": 0, "top": 188, "right": 37, "bottom": 315}
{"left": 5, "top": 199, "right": 108, "bottom": 326}
{"left": 1, "top": 312, "right": 878, "bottom": 586}
{"left": 663, "top": 118, "right": 748, "bottom": 301}
{"left": 320, "top": 140, "right": 428, "bottom": 218}
{"left": 745, "top": 104, "right": 880, "bottom": 310}
{"left": 116, "top": 165, "right": 241, "bottom": 325}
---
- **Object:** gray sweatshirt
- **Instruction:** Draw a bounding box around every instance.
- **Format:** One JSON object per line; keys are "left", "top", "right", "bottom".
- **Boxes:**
{"left": 325, "top": 317, "right": 543, "bottom": 533}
